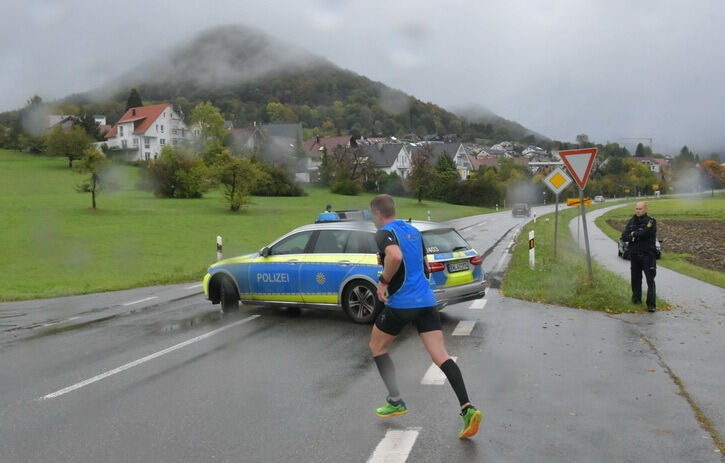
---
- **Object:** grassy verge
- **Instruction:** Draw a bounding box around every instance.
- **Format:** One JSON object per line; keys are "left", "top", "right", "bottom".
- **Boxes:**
{"left": 0, "top": 150, "right": 492, "bottom": 301}
{"left": 502, "top": 201, "right": 668, "bottom": 313}
{"left": 595, "top": 195, "right": 725, "bottom": 288}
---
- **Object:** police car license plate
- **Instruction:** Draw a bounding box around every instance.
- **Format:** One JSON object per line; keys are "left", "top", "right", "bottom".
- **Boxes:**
{"left": 447, "top": 261, "right": 469, "bottom": 273}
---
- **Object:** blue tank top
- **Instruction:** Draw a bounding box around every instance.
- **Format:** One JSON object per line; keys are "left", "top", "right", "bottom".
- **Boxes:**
{"left": 381, "top": 220, "right": 437, "bottom": 309}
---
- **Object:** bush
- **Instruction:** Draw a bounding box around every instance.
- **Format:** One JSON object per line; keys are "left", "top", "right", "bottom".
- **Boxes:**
{"left": 331, "top": 178, "right": 360, "bottom": 195}
{"left": 378, "top": 172, "right": 407, "bottom": 196}
{"left": 148, "top": 146, "right": 211, "bottom": 198}
{"left": 250, "top": 162, "right": 306, "bottom": 196}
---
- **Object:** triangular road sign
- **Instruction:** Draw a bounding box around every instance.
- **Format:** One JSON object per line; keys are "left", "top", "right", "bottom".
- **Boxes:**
{"left": 558, "top": 148, "right": 597, "bottom": 189}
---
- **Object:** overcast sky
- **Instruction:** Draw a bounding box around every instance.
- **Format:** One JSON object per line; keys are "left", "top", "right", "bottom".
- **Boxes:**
{"left": 2, "top": 0, "right": 724, "bottom": 154}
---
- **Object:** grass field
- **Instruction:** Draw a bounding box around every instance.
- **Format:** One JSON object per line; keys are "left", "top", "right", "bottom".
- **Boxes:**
{"left": 502, "top": 201, "right": 669, "bottom": 313}
{"left": 0, "top": 150, "right": 492, "bottom": 301}
{"left": 595, "top": 194, "right": 725, "bottom": 288}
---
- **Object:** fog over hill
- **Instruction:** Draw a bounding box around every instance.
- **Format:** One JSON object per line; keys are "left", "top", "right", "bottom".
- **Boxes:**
{"left": 49, "top": 25, "right": 545, "bottom": 142}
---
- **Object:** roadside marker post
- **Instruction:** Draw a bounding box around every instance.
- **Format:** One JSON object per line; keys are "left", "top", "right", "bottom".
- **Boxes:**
{"left": 558, "top": 148, "right": 598, "bottom": 280}
{"left": 216, "top": 235, "right": 223, "bottom": 261}
{"left": 528, "top": 230, "right": 535, "bottom": 269}
{"left": 543, "top": 167, "right": 573, "bottom": 259}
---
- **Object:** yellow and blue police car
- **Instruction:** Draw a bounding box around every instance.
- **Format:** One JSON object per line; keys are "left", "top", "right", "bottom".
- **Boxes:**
{"left": 203, "top": 220, "right": 487, "bottom": 323}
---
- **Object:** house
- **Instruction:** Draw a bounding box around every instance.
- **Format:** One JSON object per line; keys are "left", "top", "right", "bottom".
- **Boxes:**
{"left": 104, "top": 103, "right": 190, "bottom": 161}
{"left": 303, "top": 135, "right": 352, "bottom": 159}
{"left": 231, "top": 123, "right": 303, "bottom": 161}
{"left": 412, "top": 143, "right": 472, "bottom": 179}
{"left": 636, "top": 158, "right": 668, "bottom": 174}
{"left": 362, "top": 143, "right": 412, "bottom": 179}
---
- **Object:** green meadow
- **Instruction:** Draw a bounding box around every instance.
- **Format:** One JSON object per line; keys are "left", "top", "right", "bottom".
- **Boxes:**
{"left": 0, "top": 150, "right": 491, "bottom": 301}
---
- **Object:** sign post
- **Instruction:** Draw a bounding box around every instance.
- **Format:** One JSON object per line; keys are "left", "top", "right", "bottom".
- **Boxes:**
{"left": 558, "top": 148, "right": 598, "bottom": 280}
{"left": 528, "top": 230, "right": 535, "bottom": 269}
{"left": 543, "top": 167, "right": 572, "bottom": 259}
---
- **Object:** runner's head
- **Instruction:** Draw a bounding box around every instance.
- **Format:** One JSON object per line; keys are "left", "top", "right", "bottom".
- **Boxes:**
{"left": 370, "top": 194, "right": 396, "bottom": 228}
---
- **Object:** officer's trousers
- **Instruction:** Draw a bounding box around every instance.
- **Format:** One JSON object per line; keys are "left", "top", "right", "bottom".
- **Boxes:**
{"left": 631, "top": 253, "right": 656, "bottom": 309}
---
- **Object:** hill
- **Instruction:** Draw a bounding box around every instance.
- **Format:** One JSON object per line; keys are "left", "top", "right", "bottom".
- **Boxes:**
{"left": 4, "top": 24, "right": 546, "bottom": 144}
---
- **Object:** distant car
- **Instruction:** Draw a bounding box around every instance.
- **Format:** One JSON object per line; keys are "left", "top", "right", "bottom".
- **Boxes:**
{"left": 203, "top": 220, "right": 487, "bottom": 324}
{"left": 511, "top": 203, "right": 531, "bottom": 218}
{"left": 618, "top": 238, "right": 662, "bottom": 260}
{"left": 594, "top": 195, "right": 605, "bottom": 203}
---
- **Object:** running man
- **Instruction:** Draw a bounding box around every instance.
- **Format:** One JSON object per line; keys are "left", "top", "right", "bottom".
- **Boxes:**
{"left": 368, "top": 194, "right": 482, "bottom": 439}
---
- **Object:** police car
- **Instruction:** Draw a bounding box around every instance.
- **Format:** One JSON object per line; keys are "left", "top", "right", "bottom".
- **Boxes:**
{"left": 203, "top": 220, "right": 487, "bottom": 323}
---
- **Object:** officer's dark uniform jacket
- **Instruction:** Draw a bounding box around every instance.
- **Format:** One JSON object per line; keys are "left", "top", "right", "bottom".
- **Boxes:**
{"left": 621, "top": 214, "right": 657, "bottom": 254}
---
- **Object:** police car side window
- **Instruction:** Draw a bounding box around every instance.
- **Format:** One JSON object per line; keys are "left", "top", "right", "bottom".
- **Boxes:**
{"left": 312, "top": 230, "right": 350, "bottom": 253}
{"left": 270, "top": 231, "right": 313, "bottom": 255}
{"left": 344, "top": 231, "right": 377, "bottom": 254}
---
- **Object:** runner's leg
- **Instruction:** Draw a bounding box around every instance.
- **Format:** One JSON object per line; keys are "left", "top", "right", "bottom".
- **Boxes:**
{"left": 370, "top": 325, "right": 400, "bottom": 399}
{"left": 419, "top": 330, "right": 470, "bottom": 409}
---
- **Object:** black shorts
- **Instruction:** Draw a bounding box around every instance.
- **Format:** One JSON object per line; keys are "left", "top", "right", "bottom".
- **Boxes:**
{"left": 374, "top": 306, "right": 442, "bottom": 336}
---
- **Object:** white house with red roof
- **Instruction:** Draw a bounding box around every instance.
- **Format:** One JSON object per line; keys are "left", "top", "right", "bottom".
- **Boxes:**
{"left": 104, "top": 103, "right": 190, "bottom": 161}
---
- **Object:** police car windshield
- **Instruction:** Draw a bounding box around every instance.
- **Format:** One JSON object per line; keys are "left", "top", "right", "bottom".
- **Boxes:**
{"left": 422, "top": 229, "right": 470, "bottom": 254}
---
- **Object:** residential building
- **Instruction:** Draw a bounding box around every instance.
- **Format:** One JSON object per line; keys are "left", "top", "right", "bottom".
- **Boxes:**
{"left": 104, "top": 103, "right": 190, "bottom": 161}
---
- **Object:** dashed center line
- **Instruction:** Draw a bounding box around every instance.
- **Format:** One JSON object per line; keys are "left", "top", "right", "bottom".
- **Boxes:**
{"left": 39, "top": 314, "right": 261, "bottom": 400}
{"left": 421, "top": 356, "right": 458, "bottom": 385}
{"left": 469, "top": 299, "right": 487, "bottom": 310}
{"left": 452, "top": 321, "right": 476, "bottom": 336}
{"left": 121, "top": 296, "right": 158, "bottom": 306}
{"left": 367, "top": 427, "right": 421, "bottom": 463}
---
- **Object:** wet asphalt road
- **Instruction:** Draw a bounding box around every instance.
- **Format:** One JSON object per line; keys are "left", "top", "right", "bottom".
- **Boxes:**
{"left": 571, "top": 203, "right": 725, "bottom": 450}
{"left": 1, "top": 206, "right": 723, "bottom": 462}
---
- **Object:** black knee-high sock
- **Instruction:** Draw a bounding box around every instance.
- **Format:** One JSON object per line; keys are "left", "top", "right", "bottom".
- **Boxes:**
{"left": 373, "top": 353, "right": 401, "bottom": 399}
{"left": 440, "top": 358, "right": 470, "bottom": 407}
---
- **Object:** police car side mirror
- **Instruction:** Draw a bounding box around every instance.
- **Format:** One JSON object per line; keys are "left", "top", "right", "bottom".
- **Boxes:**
{"left": 260, "top": 246, "right": 271, "bottom": 257}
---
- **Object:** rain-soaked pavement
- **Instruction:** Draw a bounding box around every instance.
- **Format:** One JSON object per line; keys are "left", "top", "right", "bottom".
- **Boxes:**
{"left": 0, "top": 206, "right": 722, "bottom": 462}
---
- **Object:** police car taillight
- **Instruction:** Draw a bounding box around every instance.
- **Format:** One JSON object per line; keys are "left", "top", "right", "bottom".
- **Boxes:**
{"left": 469, "top": 255, "right": 482, "bottom": 266}
{"left": 428, "top": 261, "right": 446, "bottom": 273}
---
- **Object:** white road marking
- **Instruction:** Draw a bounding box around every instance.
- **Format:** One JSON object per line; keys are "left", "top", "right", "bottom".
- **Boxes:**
{"left": 185, "top": 283, "right": 203, "bottom": 290}
{"left": 367, "top": 427, "right": 421, "bottom": 463}
{"left": 469, "top": 298, "right": 487, "bottom": 310}
{"left": 494, "top": 252, "right": 509, "bottom": 272}
{"left": 421, "top": 356, "right": 458, "bottom": 385}
{"left": 121, "top": 296, "right": 158, "bottom": 306}
{"left": 39, "top": 315, "right": 261, "bottom": 400}
{"left": 452, "top": 321, "right": 476, "bottom": 336}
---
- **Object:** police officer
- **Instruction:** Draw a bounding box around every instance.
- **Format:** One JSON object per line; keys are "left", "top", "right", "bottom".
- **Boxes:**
{"left": 621, "top": 201, "right": 657, "bottom": 312}
{"left": 315, "top": 204, "right": 339, "bottom": 223}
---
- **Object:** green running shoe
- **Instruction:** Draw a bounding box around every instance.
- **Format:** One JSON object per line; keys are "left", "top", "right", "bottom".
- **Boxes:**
{"left": 375, "top": 398, "right": 408, "bottom": 418}
{"left": 458, "top": 406, "right": 482, "bottom": 439}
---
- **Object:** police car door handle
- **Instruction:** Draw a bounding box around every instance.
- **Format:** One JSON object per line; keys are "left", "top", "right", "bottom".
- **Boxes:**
{"left": 339, "top": 260, "right": 352, "bottom": 266}
{"left": 286, "top": 259, "right": 299, "bottom": 264}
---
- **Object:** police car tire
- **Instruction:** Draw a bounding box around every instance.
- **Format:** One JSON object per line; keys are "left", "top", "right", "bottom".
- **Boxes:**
{"left": 342, "top": 280, "right": 382, "bottom": 324}
{"left": 219, "top": 277, "right": 239, "bottom": 313}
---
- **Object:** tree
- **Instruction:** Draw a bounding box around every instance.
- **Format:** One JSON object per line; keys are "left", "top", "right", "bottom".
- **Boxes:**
{"left": 78, "top": 112, "right": 100, "bottom": 140}
{"left": 701, "top": 160, "right": 725, "bottom": 195}
{"left": 265, "top": 102, "right": 298, "bottom": 123}
{"left": 576, "top": 134, "right": 591, "bottom": 147}
{"left": 430, "top": 153, "right": 459, "bottom": 200}
{"left": 408, "top": 145, "right": 434, "bottom": 202}
{"left": 212, "top": 151, "right": 259, "bottom": 211}
{"left": 26, "top": 95, "right": 43, "bottom": 108}
{"left": 126, "top": 88, "right": 143, "bottom": 111}
{"left": 75, "top": 147, "right": 107, "bottom": 209}
{"left": 45, "top": 125, "right": 92, "bottom": 168}
{"left": 634, "top": 143, "right": 645, "bottom": 157}
{"left": 191, "top": 102, "right": 226, "bottom": 143}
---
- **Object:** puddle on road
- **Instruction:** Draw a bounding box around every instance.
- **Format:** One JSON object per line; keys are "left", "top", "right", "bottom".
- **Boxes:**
{"left": 155, "top": 310, "right": 224, "bottom": 334}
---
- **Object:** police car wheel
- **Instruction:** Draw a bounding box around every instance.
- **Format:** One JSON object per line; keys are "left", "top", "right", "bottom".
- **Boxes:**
{"left": 342, "top": 281, "right": 381, "bottom": 324}
{"left": 219, "top": 277, "right": 239, "bottom": 313}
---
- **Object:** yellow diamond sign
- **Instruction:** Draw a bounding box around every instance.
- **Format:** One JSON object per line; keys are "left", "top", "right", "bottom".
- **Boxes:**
{"left": 544, "top": 167, "right": 572, "bottom": 194}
